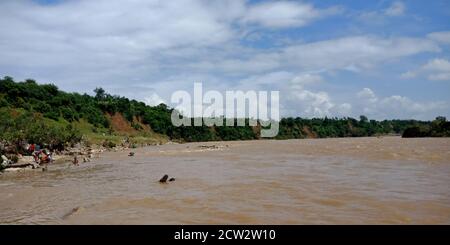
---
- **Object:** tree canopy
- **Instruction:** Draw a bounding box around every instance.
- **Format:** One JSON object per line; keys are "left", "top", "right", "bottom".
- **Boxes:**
{"left": 0, "top": 76, "right": 447, "bottom": 151}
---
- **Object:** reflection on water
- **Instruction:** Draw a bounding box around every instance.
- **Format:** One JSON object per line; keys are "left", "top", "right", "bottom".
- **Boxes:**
{"left": 1, "top": 137, "right": 450, "bottom": 224}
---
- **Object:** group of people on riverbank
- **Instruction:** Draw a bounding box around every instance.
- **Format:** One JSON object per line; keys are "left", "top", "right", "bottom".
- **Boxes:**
{"left": 1, "top": 139, "right": 136, "bottom": 172}
{"left": 28, "top": 144, "right": 54, "bottom": 165}
{"left": 0, "top": 143, "right": 55, "bottom": 171}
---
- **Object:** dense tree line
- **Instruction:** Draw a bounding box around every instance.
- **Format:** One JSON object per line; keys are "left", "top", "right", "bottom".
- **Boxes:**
{"left": 276, "top": 116, "right": 437, "bottom": 139}
{"left": 0, "top": 108, "right": 81, "bottom": 153}
{"left": 402, "top": 116, "right": 450, "bottom": 138}
{"left": 0, "top": 77, "right": 447, "bottom": 150}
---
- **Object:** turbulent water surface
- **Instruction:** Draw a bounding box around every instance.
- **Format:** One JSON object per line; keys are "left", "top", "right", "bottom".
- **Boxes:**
{"left": 1, "top": 137, "right": 449, "bottom": 224}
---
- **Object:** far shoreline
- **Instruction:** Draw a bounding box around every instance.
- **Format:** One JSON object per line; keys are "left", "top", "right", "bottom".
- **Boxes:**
{"left": 3, "top": 135, "right": 449, "bottom": 174}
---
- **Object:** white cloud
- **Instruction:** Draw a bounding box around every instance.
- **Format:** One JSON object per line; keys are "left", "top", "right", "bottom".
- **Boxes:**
{"left": 0, "top": 0, "right": 244, "bottom": 87}
{"left": 282, "top": 36, "right": 439, "bottom": 71}
{"left": 236, "top": 71, "right": 345, "bottom": 118}
{"left": 0, "top": 0, "right": 439, "bottom": 81}
{"left": 334, "top": 103, "right": 352, "bottom": 116}
{"left": 293, "top": 90, "right": 334, "bottom": 117}
{"left": 237, "top": 71, "right": 296, "bottom": 89}
{"left": 242, "top": 1, "right": 341, "bottom": 28}
{"left": 422, "top": 58, "right": 450, "bottom": 72}
{"left": 288, "top": 88, "right": 354, "bottom": 118}
{"left": 355, "top": 88, "right": 447, "bottom": 119}
{"left": 402, "top": 58, "right": 450, "bottom": 81}
{"left": 176, "top": 35, "right": 439, "bottom": 78}
{"left": 380, "top": 95, "right": 444, "bottom": 114}
{"left": 273, "top": 73, "right": 351, "bottom": 118}
{"left": 384, "top": 1, "right": 406, "bottom": 16}
{"left": 144, "top": 93, "right": 165, "bottom": 106}
{"left": 427, "top": 31, "right": 450, "bottom": 44}
{"left": 428, "top": 73, "right": 450, "bottom": 81}
{"left": 290, "top": 73, "right": 324, "bottom": 89}
{"left": 357, "top": 88, "right": 378, "bottom": 103}
{"left": 423, "top": 59, "right": 450, "bottom": 81}
{"left": 358, "top": 1, "right": 405, "bottom": 24}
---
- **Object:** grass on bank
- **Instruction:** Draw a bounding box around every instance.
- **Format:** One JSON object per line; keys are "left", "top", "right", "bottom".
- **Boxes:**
{"left": 73, "top": 118, "right": 168, "bottom": 147}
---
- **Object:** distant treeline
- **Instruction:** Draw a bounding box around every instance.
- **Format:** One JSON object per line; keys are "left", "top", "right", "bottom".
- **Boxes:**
{"left": 0, "top": 77, "right": 448, "bottom": 149}
{"left": 402, "top": 116, "right": 450, "bottom": 138}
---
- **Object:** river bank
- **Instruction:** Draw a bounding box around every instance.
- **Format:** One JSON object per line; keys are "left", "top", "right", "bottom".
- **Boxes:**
{"left": 0, "top": 139, "right": 170, "bottom": 173}
{"left": 2, "top": 135, "right": 449, "bottom": 173}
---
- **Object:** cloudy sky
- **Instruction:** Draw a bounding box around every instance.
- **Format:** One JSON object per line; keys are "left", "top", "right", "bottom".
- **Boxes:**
{"left": 1, "top": 0, "right": 449, "bottom": 120}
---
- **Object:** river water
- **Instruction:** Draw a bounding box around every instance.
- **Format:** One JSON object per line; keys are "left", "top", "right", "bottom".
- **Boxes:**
{"left": 1, "top": 137, "right": 449, "bottom": 224}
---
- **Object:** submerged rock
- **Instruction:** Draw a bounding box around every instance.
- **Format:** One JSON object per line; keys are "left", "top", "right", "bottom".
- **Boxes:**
{"left": 1, "top": 155, "right": 11, "bottom": 167}
{"left": 159, "top": 174, "right": 169, "bottom": 183}
{"left": 62, "top": 206, "right": 83, "bottom": 220}
{"left": 198, "top": 145, "right": 219, "bottom": 149}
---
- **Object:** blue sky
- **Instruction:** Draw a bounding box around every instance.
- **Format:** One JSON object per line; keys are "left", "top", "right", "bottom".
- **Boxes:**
{"left": 1, "top": 0, "right": 449, "bottom": 120}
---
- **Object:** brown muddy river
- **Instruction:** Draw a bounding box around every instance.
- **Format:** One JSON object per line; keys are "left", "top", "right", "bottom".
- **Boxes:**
{"left": 1, "top": 137, "right": 450, "bottom": 224}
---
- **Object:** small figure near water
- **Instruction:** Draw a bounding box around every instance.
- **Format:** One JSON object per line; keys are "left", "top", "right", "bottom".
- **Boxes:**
{"left": 169, "top": 177, "right": 175, "bottom": 182}
{"left": 72, "top": 155, "right": 79, "bottom": 166}
{"left": 128, "top": 152, "right": 135, "bottom": 157}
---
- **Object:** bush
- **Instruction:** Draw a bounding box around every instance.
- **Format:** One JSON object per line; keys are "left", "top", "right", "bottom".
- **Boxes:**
{"left": 10, "top": 155, "right": 18, "bottom": 163}
{"left": 132, "top": 122, "right": 142, "bottom": 130}
{"left": 102, "top": 140, "right": 116, "bottom": 148}
{"left": 44, "top": 110, "right": 60, "bottom": 120}
{"left": 0, "top": 108, "right": 82, "bottom": 151}
{"left": 402, "top": 126, "right": 429, "bottom": 138}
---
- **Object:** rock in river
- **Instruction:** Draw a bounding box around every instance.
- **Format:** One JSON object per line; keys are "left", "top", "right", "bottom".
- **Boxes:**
{"left": 159, "top": 174, "right": 169, "bottom": 183}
